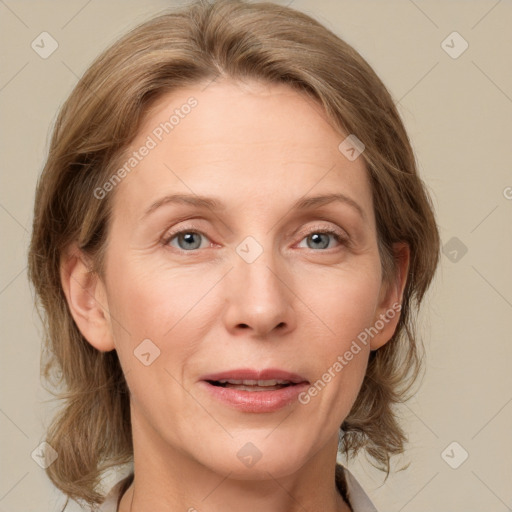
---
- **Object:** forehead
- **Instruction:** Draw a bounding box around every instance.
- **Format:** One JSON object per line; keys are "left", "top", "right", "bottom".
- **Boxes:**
{"left": 109, "top": 79, "right": 373, "bottom": 223}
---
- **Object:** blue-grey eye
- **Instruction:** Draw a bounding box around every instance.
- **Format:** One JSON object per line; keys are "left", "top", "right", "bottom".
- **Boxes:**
{"left": 307, "top": 232, "right": 331, "bottom": 249}
{"left": 297, "top": 229, "right": 345, "bottom": 250}
{"left": 168, "top": 231, "right": 206, "bottom": 251}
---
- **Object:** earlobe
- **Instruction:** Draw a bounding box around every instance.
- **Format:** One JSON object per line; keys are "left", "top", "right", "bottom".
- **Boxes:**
{"left": 370, "top": 242, "right": 410, "bottom": 351}
{"left": 60, "top": 245, "right": 115, "bottom": 352}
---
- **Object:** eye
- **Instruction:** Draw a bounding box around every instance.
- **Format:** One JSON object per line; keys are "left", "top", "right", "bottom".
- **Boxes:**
{"left": 162, "top": 224, "right": 349, "bottom": 253}
{"left": 297, "top": 226, "right": 348, "bottom": 250}
{"left": 163, "top": 229, "right": 211, "bottom": 251}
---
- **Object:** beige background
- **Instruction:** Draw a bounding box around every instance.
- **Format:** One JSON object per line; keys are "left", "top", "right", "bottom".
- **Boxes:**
{"left": 1, "top": 1, "right": 511, "bottom": 511}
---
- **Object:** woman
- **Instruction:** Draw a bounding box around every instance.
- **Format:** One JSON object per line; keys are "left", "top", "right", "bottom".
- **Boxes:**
{"left": 28, "top": 1, "right": 440, "bottom": 511}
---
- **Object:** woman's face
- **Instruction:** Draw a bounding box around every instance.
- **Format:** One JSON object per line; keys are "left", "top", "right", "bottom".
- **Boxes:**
{"left": 87, "top": 79, "right": 403, "bottom": 478}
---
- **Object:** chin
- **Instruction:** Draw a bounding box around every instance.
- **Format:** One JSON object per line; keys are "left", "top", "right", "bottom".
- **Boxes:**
{"left": 197, "top": 434, "right": 312, "bottom": 480}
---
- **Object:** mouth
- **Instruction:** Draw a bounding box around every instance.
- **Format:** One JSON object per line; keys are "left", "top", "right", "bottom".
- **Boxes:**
{"left": 199, "top": 369, "right": 309, "bottom": 413}
{"left": 206, "top": 378, "right": 296, "bottom": 392}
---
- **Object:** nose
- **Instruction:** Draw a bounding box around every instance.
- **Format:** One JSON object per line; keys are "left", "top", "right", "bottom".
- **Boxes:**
{"left": 222, "top": 244, "right": 297, "bottom": 339}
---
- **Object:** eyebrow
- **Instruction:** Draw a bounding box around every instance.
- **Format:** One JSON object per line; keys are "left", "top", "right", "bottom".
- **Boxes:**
{"left": 142, "top": 192, "right": 366, "bottom": 221}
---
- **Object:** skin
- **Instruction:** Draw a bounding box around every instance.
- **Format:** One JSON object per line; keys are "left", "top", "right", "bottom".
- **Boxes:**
{"left": 61, "top": 79, "right": 409, "bottom": 512}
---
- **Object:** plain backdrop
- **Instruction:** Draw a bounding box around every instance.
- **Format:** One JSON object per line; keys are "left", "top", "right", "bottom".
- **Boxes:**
{"left": 1, "top": 1, "right": 511, "bottom": 511}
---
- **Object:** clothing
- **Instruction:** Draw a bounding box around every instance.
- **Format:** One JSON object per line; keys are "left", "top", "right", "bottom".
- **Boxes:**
{"left": 98, "top": 464, "right": 378, "bottom": 512}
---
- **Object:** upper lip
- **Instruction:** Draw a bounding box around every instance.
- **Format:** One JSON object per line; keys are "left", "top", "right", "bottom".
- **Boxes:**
{"left": 200, "top": 368, "right": 309, "bottom": 384}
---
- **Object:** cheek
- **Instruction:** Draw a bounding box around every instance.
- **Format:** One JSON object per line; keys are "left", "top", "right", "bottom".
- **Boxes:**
{"left": 299, "top": 267, "right": 380, "bottom": 411}
{"left": 105, "top": 259, "right": 219, "bottom": 383}
{"left": 310, "top": 265, "right": 381, "bottom": 346}
{"left": 107, "top": 259, "right": 207, "bottom": 334}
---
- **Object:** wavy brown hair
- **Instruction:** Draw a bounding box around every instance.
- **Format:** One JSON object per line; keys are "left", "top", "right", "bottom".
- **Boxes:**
{"left": 28, "top": 0, "right": 440, "bottom": 507}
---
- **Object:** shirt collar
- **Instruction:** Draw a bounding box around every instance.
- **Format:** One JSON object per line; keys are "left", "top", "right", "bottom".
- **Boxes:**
{"left": 337, "top": 464, "right": 379, "bottom": 512}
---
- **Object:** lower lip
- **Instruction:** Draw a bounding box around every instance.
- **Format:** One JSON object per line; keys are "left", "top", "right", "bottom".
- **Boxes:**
{"left": 200, "top": 381, "right": 309, "bottom": 413}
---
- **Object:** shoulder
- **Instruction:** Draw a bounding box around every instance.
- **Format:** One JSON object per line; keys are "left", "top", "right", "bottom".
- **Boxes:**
{"left": 336, "top": 464, "right": 379, "bottom": 512}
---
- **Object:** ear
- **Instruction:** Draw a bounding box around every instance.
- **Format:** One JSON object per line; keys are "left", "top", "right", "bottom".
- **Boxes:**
{"left": 60, "top": 245, "right": 115, "bottom": 352}
{"left": 370, "top": 242, "right": 410, "bottom": 351}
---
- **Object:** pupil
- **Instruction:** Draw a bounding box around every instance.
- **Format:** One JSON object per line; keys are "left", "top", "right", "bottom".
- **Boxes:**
{"left": 181, "top": 232, "right": 200, "bottom": 249}
{"left": 310, "top": 233, "right": 328, "bottom": 249}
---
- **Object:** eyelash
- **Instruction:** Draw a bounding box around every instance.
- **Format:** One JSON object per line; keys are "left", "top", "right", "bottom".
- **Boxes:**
{"left": 161, "top": 223, "right": 350, "bottom": 253}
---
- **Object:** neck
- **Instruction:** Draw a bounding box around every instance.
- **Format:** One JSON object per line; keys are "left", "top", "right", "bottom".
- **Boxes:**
{"left": 118, "top": 415, "right": 350, "bottom": 512}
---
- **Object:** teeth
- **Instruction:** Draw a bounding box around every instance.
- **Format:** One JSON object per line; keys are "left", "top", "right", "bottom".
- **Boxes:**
{"left": 227, "top": 384, "right": 284, "bottom": 392}
{"left": 218, "top": 379, "right": 291, "bottom": 386}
